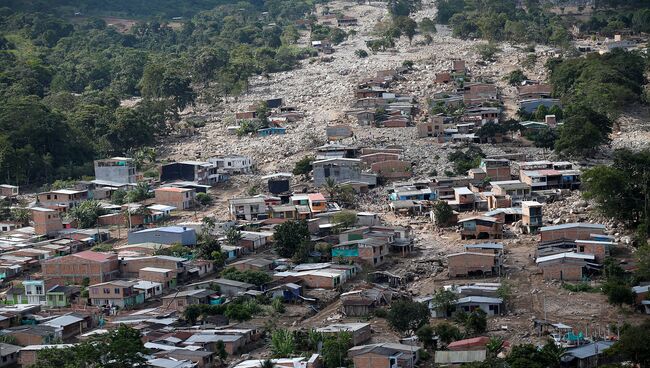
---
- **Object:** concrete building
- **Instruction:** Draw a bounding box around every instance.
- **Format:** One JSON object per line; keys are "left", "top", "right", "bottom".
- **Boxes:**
{"left": 128, "top": 226, "right": 197, "bottom": 246}
{"left": 37, "top": 189, "right": 88, "bottom": 211}
{"left": 229, "top": 197, "right": 267, "bottom": 221}
{"left": 458, "top": 217, "right": 503, "bottom": 240}
{"left": 88, "top": 280, "right": 144, "bottom": 308}
{"left": 154, "top": 187, "right": 196, "bottom": 210}
{"left": 94, "top": 157, "right": 137, "bottom": 184}
{"left": 522, "top": 201, "right": 543, "bottom": 233}
{"left": 312, "top": 158, "right": 377, "bottom": 187}
{"left": 160, "top": 161, "right": 219, "bottom": 185}
{"left": 209, "top": 155, "right": 254, "bottom": 174}
{"left": 41, "top": 251, "right": 119, "bottom": 286}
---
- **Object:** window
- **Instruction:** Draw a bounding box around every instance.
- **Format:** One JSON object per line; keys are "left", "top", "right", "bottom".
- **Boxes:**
{"left": 46, "top": 195, "right": 51, "bottom": 200}
{"left": 114, "top": 288, "right": 120, "bottom": 294}
{"left": 579, "top": 246, "right": 585, "bottom": 252}
{"left": 92, "top": 289, "right": 98, "bottom": 295}
{"left": 58, "top": 295, "right": 63, "bottom": 301}
{"left": 103, "top": 288, "right": 110, "bottom": 294}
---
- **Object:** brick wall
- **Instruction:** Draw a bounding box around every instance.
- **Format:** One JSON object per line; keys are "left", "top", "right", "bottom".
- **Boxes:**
{"left": 371, "top": 160, "right": 412, "bottom": 179}
{"left": 539, "top": 261, "right": 583, "bottom": 281}
{"left": 448, "top": 253, "right": 495, "bottom": 277}
{"left": 541, "top": 227, "right": 604, "bottom": 242}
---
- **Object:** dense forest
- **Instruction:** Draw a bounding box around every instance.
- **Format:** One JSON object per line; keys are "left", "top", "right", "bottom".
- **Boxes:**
{"left": 436, "top": 0, "right": 650, "bottom": 45}
{"left": 0, "top": 0, "right": 323, "bottom": 186}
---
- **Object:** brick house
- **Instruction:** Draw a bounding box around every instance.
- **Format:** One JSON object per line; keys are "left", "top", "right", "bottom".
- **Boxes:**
{"left": 575, "top": 240, "right": 612, "bottom": 263}
{"left": 154, "top": 187, "right": 195, "bottom": 210}
{"left": 479, "top": 159, "right": 511, "bottom": 181}
{"left": 0, "top": 184, "right": 19, "bottom": 198}
{"left": 88, "top": 280, "right": 144, "bottom": 308}
{"left": 41, "top": 251, "right": 119, "bottom": 286}
{"left": 371, "top": 160, "right": 412, "bottom": 180}
{"left": 417, "top": 116, "right": 444, "bottom": 138}
{"left": 535, "top": 252, "right": 596, "bottom": 281}
{"left": 539, "top": 223, "right": 606, "bottom": 242}
{"left": 316, "top": 323, "right": 371, "bottom": 346}
{"left": 458, "top": 217, "right": 503, "bottom": 240}
{"left": 161, "top": 289, "right": 212, "bottom": 313}
{"left": 31, "top": 207, "right": 63, "bottom": 236}
{"left": 332, "top": 238, "right": 389, "bottom": 266}
{"left": 18, "top": 344, "right": 75, "bottom": 367}
{"left": 139, "top": 267, "right": 177, "bottom": 289}
{"left": 348, "top": 343, "right": 420, "bottom": 368}
{"left": 36, "top": 189, "right": 88, "bottom": 211}
{"left": 120, "top": 255, "right": 188, "bottom": 278}
{"left": 448, "top": 252, "right": 499, "bottom": 277}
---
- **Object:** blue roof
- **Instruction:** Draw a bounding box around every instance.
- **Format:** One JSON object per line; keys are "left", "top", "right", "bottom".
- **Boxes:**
{"left": 540, "top": 223, "right": 606, "bottom": 232}
{"left": 566, "top": 341, "right": 614, "bottom": 359}
{"left": 134, "top": 226, "right": 192, "bottom": 234}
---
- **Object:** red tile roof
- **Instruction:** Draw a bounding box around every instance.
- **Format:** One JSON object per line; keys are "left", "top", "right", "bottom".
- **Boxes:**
{"left": 447, "top": 336, "right": 490, "bottom": 351}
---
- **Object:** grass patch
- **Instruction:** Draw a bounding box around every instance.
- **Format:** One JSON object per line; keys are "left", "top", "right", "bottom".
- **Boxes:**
{"left": 561, "top": 282, "right": 599, "bottom": 293}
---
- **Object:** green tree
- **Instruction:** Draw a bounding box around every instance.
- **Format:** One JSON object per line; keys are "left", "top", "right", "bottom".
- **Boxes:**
{"left": 419, "top": 17, "right": 437, "bottom": 33}
{"left": 432, "top": 201, "right": 454, "bottom": 226}
{"left": 215, "top": 340, "right": 228, "bottom": 362}
{"left": 273, "top": 220, "right": 310, "bottom": 258}
{"left": 195, "top": 192, "right": 213, "bottom": 206}
{"left": 432, "top": 289, "right": 458, "bottom": 317}
{"left": 321, "top": 332, "right": 353, "bottom": 368}
{"left": 416, "top": 325, "right": 436, "bottom": 348}
{"left": 293, "top": 156, "right": 314, "bottom": 176}
{"left": 507, "top": 69, "right": 527, "bottom": 85}
{"left": 395, "top": 16, "right": 417, "bottom": 43}
{"left": 225, "top": 226, "right": 243, "bottom": 247}
{"left": 387, "top": 300, "right": 430, "bottom": 334}
{"left": 475, "top": 43, "right": 500, "bottom": 62}
{"left": 332, "top": 211, "right": 357, "bottom": 230}
{"left": 433, "top": 322, "right": 461, "bottom": 345}
{"left": 462, "top": 309, "right": 487, "bottom": 335}
{"left": 610, "top": 320, "right": 650, "bottom": 367}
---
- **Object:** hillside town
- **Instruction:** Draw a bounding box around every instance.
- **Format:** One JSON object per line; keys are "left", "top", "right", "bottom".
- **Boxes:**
{"left": 0, "top": 0, "right": 650, "bottom": 367}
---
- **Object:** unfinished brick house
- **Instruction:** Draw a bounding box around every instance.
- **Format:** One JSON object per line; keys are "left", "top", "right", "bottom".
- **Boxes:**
{"left": 539, "top": 223, "right": 606, "bottom": 242}
{"left": 458, "top": 217, "right": 503, "bottom": 240}
{"left": 447, "top": 252, "right": 499, "bottom": 277}
{"left": 349, "top": 343, "right": 420, "bottom": 368}
{"left": 536, "top": 252, "right": 596, "bottom": 281}
{"left": 370, "top": 160, "right": 412, "bottom": 180}
{"left": 41, "top": 251, "right": 119, "bottom": 285}
{"left": 417, "top": 116, "right": 443, "bottom": 138}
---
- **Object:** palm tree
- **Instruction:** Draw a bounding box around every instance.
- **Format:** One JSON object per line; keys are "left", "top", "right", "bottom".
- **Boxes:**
{"left": 540, "top": 339, "right": 566, "bottom": 368}
{"left": 321, "top": 177, "right": 339, "bottom": 200}
{"left": 260, "top": 360, "right": 274, "bottom": 368}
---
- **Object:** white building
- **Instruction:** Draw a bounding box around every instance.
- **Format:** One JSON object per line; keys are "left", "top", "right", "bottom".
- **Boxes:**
{"left": 209, "top": 155, "right": 254, "bottom": 174}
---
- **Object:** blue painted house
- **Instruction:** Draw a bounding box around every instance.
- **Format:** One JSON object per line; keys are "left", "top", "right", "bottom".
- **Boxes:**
{"left": 258, "top": 127, "right": 286, "bottom": 136}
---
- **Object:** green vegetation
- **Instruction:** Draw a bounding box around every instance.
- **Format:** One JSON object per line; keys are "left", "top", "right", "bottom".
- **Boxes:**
{"left": 271, "top": 329, "right": 295, "bottom": 357}
{"left": 321, "top": 331, "right": 353, "bottom": 368}
{"left": 0, "top": 0, "right": 318, "bottom": 186}
{"left": 437, "top": 0, "right": 571, "bottom": 46}
{"left": 448, "top": 146, "right": 485, "bottom": 175}
{"left": 32, "top": 325, "right": 146, "bottom": 368}
{"left": 387, "top": 299, "right": 430, "bottom": 334}
{"left": 506, "top": 69, "right": 527, "bottom": 86}
{"left": 548, "top": 50, "right": 647, "bottom": 158}
{"left": 195, "top": 192, "right": 213, "bottom": 206}
{"left": 67, "top": 200, "right": 106, "bottom": 228}
{"left": 221, "top": 267, "right": 272, "bottom": 286}
{"left": 608, "top": 320, "right": 650, "bottom": 367}
{"left": 273, "top": 220, "right": 310, "bottom": 258}
{"left": 293, "top": 156, "right": 314, "bottom": 176}
{"left": 355, "top": 49, "right": 368, "bottom": 58}
{"left": 561, "top": 282, "right": 598, "bottom": 293}
{"left": 582, "top": 149, "right": 649, "bottom": 236}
